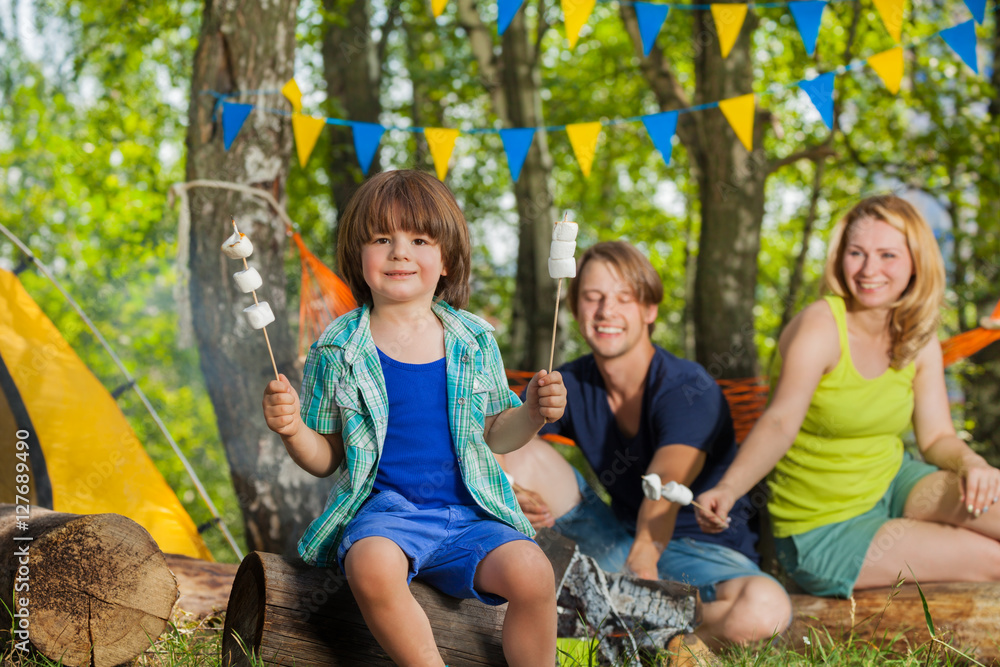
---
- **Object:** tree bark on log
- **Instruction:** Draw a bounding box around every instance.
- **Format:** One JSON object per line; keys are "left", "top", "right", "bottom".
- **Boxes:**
{"left": 0, "top": 505, "right": 177, "bottom": 666}
{"left": 222, "top": 529, "right": 698, "bottom": 666}
{"left": 165, "top": 553, "right": 240, "bottom": 623}
{"left": 789, "top": 583, "right": 1000, "bottom": 662}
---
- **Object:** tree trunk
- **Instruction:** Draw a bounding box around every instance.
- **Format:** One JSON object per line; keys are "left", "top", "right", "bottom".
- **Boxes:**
{"left": 0, "top": 505, "right": 177, "bottom": 666}
{"left": 186, "top": 0, "right": 332, "bottom": 556}
{"left": 457, "top": 0, "right": 560, "bottom": 370}
{"left": 620, "top": 4, "right": 777, "bottom": 379}
{"left": 322, "top": 0, "right": 396, "bottom": 234}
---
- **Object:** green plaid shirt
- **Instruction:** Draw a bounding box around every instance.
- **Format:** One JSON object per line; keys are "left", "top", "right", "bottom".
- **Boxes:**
{"left": 297, "top": 299, "right": 534, "bottom": 567}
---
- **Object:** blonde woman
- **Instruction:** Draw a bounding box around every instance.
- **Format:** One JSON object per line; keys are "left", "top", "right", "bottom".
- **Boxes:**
{"left": 696, "top": 195, "right": 1000, "bottom": 597}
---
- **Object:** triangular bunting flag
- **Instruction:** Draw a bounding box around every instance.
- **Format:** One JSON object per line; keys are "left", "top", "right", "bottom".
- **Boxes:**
{"left": 498, "top": 0, "right": 525, "bottom": 35}
{"left": 711, "top": 4, "right": 748, "bottom": 58}
{"left": 281, "top": 79, "right": 303, "bottom": 113}
{"left": 222, "top": 102, "right": 253, "bottom": 151}
{"left": 718, "top": 94, "right": 755, "bottom": 151}
{"left": 566, "top": 122, "right": 602, "bottom": 177}
{"left": 873, "top": 0, "right": 905, "bottom": 43}
{"left": 291, "top": 114, "right": 326, "bottom": 168}
{"left": 798, "top": 72, "right": 836, "bottom": 130}
{"left": 499, "top": 128, "right": 536, "bottom": 182}
{"left": 562, "top": 0, "right": 596, "bottom": 48}
{"left": 352, "top": 122, "right": 386, "bottom": 176}
{"left": 424, "top": 128, "right": 460, "bottom": 180}
{"left": 788, "top": 1, "right": 827, "bottom": 57}
{"left": 868, "top": 47, "right": 904, "bottom": 94}
{"left": 940, "top": 20, "right": 979, "bottom": 74}
{"left": 634, "top": 2, "right": 670, "bottom": 57}
{"left": 431, "top": 0, "right": 448, "bottom": 17}
{"left": 641, "top": 111, "right": 679, "bottom": 166}
{"left": 964, "top": 0, "right": 986, "bottom": 24}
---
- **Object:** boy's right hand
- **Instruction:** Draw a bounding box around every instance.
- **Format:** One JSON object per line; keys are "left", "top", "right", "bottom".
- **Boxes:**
{"left": 263, "top": 374, "right": 302, "bottom": 438}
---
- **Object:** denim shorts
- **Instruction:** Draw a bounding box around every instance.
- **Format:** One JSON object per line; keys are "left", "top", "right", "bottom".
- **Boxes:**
{"left": 774, "top": 453, "right": 938, "bottom": 598}
{"left": 336, "top": 490, "right": 533, "bottom": 605}
{"left": 553, "top": 469, "right": 774, "bottom": 602}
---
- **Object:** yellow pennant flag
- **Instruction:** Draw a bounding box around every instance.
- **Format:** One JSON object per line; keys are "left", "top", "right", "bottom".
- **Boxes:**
{"left": 562, "top": 0, "right": 597, "bottom": 48}
{"left": 873, "top": 0, "right": 905, "bottom": 43}
{"left": 718, "top": 93, "right": 755, "bottom": 151}
{"left": 711, "top": 4, "right": 748, "bottom": 58}
{"left": 431, "top": 0, "right": 448, "bottom": 17}
{"left": 424, "top": 128, "right": 460, "bottom": 180}
{"left": 566, "top": 122, "right": 602, "bottom": 177}
{"left": 291, "top": 114, "right": 326, "bottom": 167}
{"left": 868, "top": 47, "right": 904, "bottom": 94}
{"left": 282, "top": 78, "right": 303, "bottom": 113}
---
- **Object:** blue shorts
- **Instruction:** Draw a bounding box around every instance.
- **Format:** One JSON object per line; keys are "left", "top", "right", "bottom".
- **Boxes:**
{"left": 336, "top": 490, "right": 533, "bottom": 605}
{"left": 553, "top": 469, "right": 774, "bottom": 602}
{"left": 775, "top": 452, "right": 938, "bottom": 598}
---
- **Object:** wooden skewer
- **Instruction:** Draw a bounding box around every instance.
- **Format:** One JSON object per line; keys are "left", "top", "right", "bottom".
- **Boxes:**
{"left": 232, "top": 218, "right": 280, "bottom": 382}
{"left": 547, "top": 211, "right": 571, "bottom": 373}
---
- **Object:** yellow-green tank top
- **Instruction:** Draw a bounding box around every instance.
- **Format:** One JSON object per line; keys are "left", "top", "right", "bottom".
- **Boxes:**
{"left": 767, "top": 295, "right": 915, "bottom": 538}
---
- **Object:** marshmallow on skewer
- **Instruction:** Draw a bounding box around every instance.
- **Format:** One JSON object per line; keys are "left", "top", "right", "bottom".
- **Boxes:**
{"left": 233, "top": 267, "right": 263, "bottom": 293}
{"left": 244, "top": 302, "right": 275, "bottom": 329}
{"left": 221, "top": 230, "right": 254, "bottom": 259}
{"left": 548, "top": 220, "right": 578, "bottom": 279}
{"left": 641, "top": 473, "right": 693, "bottom": 505}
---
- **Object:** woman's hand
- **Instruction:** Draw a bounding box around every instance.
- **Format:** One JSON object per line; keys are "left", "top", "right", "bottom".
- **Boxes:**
{"left": 695, "top": 484, "right": 737, "bottom": 534}
{"left": 960, "top": 460, "right": 1000, "bottom": 517}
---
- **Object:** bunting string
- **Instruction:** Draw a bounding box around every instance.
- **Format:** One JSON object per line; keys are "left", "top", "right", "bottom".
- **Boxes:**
{"left": 214, "top": 11, "right": 986, "bottom": 181}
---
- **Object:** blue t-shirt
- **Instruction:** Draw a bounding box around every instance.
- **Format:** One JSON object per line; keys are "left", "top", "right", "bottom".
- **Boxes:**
{"left": 537, "top": 347, "right": 760, "bottom": 561}
{"left": 374, "top": 348, "right": 476, "bottom": 508}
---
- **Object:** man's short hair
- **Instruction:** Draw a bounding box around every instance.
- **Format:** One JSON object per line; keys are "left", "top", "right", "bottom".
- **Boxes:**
{"left": 568, "top": 241, "right": 664, "bottom": 334}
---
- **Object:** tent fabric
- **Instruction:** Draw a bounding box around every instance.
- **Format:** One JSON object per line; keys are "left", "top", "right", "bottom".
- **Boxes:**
{"left": 0, "top": 269, "right": 212, "bottom": 560}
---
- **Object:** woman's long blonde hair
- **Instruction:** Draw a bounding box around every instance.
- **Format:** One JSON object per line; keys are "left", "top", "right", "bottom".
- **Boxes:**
{"left": 823, "top": 195, "right": 945, "bottom": 369}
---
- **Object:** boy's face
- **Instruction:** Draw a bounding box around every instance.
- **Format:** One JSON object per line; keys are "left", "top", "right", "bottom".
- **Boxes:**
{"left": 575, "top": 260, "right": 657, "bottom": 361}
{"left": 362, "top": 230, "right": 447, "bottom": 308}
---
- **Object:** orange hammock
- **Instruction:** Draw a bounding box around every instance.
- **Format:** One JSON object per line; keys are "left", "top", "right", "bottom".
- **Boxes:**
{"left": 291, "top": 234, "right": 1000, "bottom": 444}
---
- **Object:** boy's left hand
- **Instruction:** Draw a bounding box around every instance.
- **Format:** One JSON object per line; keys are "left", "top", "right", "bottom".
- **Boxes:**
{"left": 525, "top": 369, "right": 566, "bottom": 427}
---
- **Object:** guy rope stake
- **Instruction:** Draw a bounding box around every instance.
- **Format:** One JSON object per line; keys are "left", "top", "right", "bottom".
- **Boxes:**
{"left": 547, "top": 212, "right": 578, "bottom": 372}
{"left": 222, "top": 218, "right": 280, "bottom": 381}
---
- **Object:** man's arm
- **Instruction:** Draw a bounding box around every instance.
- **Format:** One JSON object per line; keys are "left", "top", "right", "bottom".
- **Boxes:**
{"left": 625, "top": 445, "right": 706, "bottom": 579}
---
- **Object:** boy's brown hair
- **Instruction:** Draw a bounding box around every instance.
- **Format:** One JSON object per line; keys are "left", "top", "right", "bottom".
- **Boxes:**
{"left": 569, "top": 241, "right": 664, "bottom": 335}
{"left": 337, "top": 170, "right": 471, "bottom": 309}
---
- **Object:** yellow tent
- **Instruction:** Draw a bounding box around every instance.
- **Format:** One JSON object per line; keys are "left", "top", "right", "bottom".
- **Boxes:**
{"left": 0, "top": 268, "right": 212, "bottom": 559}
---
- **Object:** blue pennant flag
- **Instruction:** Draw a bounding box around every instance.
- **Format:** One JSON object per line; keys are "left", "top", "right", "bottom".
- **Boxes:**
{"left": 940, "top": 20, "right": 979, "bottom": 74}
{"left": 799, "top": 72, "right": 835, "bottom": 130}
{"left": 964, "top": 0, "right": 986, "bottom": 24}
{"left": 352, "top": 122, "right": 386, "bottom": 175}
{"left": 788, "top": 1, "right": 827, "bottom": 57}
{"left": 499, "top": 128, "right": 536, "bottom": 182}
{"left": 641, "top": 111, "right": 679, "bottom": 165}
{"left": 634, "top": 2, "right": 670, "bottom": 57}
{"left": 222, "top": 102, "right": 253, "bottom": 151}
{"left": 498, "top": 0, "right": 526, "bottom": 35}
{"left": 798, "top": 72, "right": 836, "bottom": 130}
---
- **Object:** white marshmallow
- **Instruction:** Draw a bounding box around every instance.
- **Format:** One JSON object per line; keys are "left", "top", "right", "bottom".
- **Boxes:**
{"left": 243, "top": 302, "right": 275, "bottom": 329}
{"left": 548, "top": 257, "right": 576, "bottom": 279}
{"left": 641, "top": 474, "right": 663, "bottom": 501}
{"left": 222, "top": 231, "right": 254, "bottom": 259}
{"left": 233, "top": 267, "right": 263, "bottom": 293}
{"left": 552, "top": 221, "right": 578, "bottom": 242}
{"left": 550, "top": 240, "right": 576, "bottom": 260}
{"left": 661, "top": 481, "right": 694, "bottom": 506}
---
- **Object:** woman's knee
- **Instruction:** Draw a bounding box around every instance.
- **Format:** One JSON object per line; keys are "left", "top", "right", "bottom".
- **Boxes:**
{"left": 722, "top": 577, "right": 793, "bottom": 641}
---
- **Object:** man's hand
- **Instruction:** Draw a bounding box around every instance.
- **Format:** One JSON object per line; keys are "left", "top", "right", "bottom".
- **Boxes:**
{"left": 625, "top": 539, "right": 661, "bottom": 580}
{"left": 263, "top": 374, "right": 302, "bottom": 438}
{"left": 513, "top": 483, "right": 555, "bottom": 528}
{"left": 524, "top": 369, "right": 567, "bottom": 426}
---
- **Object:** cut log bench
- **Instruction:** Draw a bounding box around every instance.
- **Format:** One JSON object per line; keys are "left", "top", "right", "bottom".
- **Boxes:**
{"left": 222, "top": 529, "right": 701, "bottom": 666}
{"left": 0, "top": 504, "right": 178, "bottom": 666}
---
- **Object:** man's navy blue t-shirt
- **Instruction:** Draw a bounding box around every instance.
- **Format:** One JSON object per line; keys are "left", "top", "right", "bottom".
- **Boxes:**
{"left": 536, "top": 346, "right": 760, "bottom": 562}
